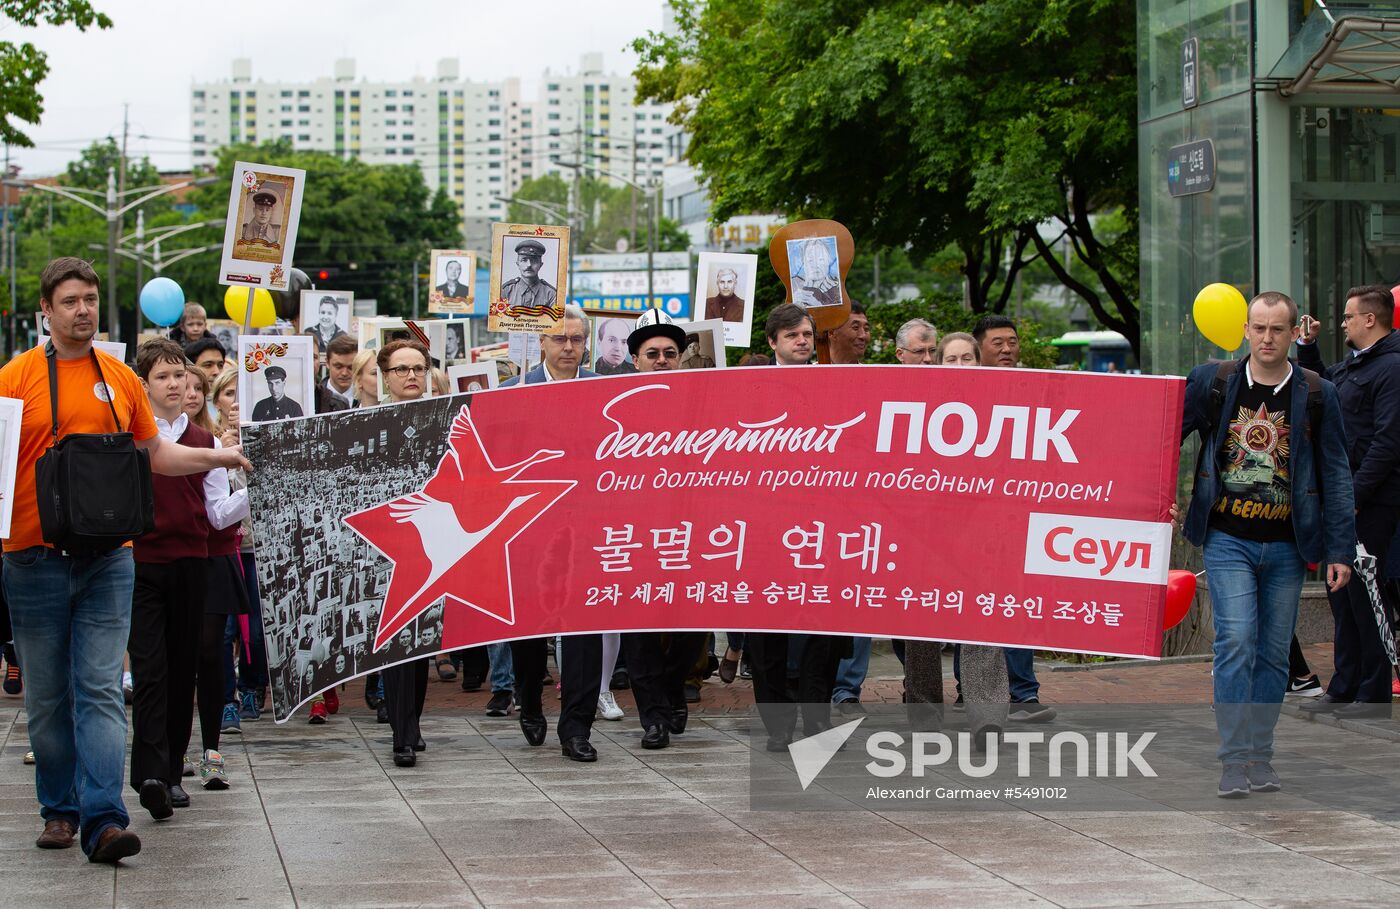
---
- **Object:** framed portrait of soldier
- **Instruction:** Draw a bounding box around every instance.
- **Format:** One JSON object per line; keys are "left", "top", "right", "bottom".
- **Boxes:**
{"left": 447, "top": 362, "right": 498, "bottom": 394}
{"left": 487, "top": 222, "right": 570, "bottom": 334}
{"left": 238, "top": 334, "right": 315, "bottom": 424}
{"left": 428, "top": 249, "right": 475, "bottom": 315}
{"left": 590, "top": 314, "right": 638, "bottom": 376}
{"left": 676, "top": 318, "right": 728, "bottom": 371}
{"left": 219, "top": 161, "right": 306, "bottom": 291}
{"left": 299, "top": 290, "right": 353, "bottom": 353}
{"left": 695, "top": 252, "right": 758, "bottom": 347}
{"left": 207, "top": 319, "right": 240, "bottom": 357}
{"left": 785, "top": 235, "right": 843, "bottom": 310}
{"left": 0, "top": 396, "right": 22, "bottom": 538}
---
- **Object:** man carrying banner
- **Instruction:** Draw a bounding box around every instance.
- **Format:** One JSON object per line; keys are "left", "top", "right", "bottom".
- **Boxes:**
{"left": 618, "top": 309, "right": 707, "bottom": 749}
{"left": 1180, "top": 290, "right": 1355, "bottom": 797}
{"left": 1296, "top": 284, "right": 1400, "bottom": 718}
{"left": 500, "top": 305, "right": 604, "bottom": 761}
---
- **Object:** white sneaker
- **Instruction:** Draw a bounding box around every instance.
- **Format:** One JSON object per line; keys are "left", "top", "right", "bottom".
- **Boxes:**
{"left": 597, "top": 691, "right": 624, "bottom": 721}
{"left": 200, "top": 749, "right": 229, "bottom": 790}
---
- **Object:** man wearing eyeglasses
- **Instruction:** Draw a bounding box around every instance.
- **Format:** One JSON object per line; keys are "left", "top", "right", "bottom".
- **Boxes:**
{"left": 1298, "top": 284, "right": 1400, "bottom": 719}
{"left": 500, "top": 305, "right": 604, "bottom": 761}
{"left": 894, "top": 319, "right": 938, "bottom": 364}
{"left": 614, "top": 309, "right": 703, "bottom": 750}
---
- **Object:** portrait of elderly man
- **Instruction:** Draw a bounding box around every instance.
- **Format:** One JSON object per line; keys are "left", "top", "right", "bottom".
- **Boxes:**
{"left": 789, "top": 237, "right": 842, "bottom": 309}
{"left": 704, "top": 267, "right": 746, "bottom": 322}
{"left": 436, "top": 258, "right": 470, "bottom": 302}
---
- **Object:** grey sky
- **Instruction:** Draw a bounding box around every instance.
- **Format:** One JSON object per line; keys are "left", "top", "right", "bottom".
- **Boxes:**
{"left": 5, "top": 0, "right": 664, "bottom": 177}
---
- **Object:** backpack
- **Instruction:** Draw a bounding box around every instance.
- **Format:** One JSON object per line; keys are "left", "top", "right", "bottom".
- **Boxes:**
{"left": 34, "top": 343, "right": 155, "bottom": 554}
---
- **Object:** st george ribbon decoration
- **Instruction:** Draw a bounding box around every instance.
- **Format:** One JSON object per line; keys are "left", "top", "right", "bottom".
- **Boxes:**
{"left": 243, "top": 365, "right": 1185, "bottom": 720}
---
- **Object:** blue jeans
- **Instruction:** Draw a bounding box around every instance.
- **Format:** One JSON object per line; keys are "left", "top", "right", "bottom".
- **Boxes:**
{"left": 221, "top": 552, "right": 268, "bottom": 704}
{"left": 4, "top": 547, "right": 134, "bottom": 856}
{"left": 1204, "top": 529, "right": 1306, "bottom": 764}
{"left": 488, "top": 641, "right": 514, "bottom": 693}
{"left": 832, "top": 636, "right": 872, "bottom": 702}
{"left": 1005, "top": 648, "right": 1040, "bottom": 702}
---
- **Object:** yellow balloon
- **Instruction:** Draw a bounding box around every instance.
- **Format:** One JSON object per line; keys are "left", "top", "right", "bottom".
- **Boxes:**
{"left": 223, "top": 285, "right": 277, "bottom": 329}
{"left": 1192, "top": 282, "right": 1247, "bottom": 351}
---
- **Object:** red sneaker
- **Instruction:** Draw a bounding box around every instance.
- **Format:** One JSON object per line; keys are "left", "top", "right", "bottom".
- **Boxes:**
{"left": 1392, "top": 677, "right": 1400, "bottom": 698}
{"left": 308, "top": 701, "right": 328, "bottom": 724}
{"left": 323, "top": 688, "right": 340, "bottom": 715}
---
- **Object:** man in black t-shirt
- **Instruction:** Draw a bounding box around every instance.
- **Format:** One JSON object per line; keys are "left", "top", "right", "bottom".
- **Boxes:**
{"left": 1180, "top": 291, "right": 1356, "bottom": 800}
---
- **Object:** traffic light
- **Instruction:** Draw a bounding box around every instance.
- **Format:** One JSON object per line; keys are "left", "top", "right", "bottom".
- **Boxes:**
{"left": 311, "top": 266, "right": 341, "bottom": 284}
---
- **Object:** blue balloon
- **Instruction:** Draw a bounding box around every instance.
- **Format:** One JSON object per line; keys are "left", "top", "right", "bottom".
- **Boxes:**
{"left": 140, "top": 277, "right": 185, "bottom": 327}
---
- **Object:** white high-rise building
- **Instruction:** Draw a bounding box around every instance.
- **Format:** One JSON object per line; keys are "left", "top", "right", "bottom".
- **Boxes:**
{"left": 190, "top": 55, "right": 672, "bottom": 230}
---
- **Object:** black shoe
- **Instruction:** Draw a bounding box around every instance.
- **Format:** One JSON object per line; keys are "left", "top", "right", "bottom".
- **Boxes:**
{"left": 1008, "top": 699, "right": 1056, "bottom": 723}
{"left": 139, "top": 779, "right": 173, "bottom": 821}
{"left": 486, "top": 690, "right": 514, "bottom": 716}
{"left": 393, "top": 748, "right": 416, "bottom": 767}
{"left": 683, "top": 684, "right": 701, "bottom": 703}
{"left": 641, "top": 725, "right": 670, "bottom": 749}
{"left": 364, "top": 674, "right": 381, "bottom": 710}
{"left": 168, "top": 784, "right": 190, "bottom": 809}
{"left": 461, "top": 674, "right": 485, "bottom": 693}
{"left": 610, "top": 669, "right": 630, "bottom": 691}
{"left": 668, "top": 705, "right": 688, "bottom": 735}
{"left": 561, "top": 736, "right": 598, "bottom": 762}
{"left": 1335, "top": 702, "right": 1391, "bottom": 719}
{"left": 765, "top": 734, "right": 792, "bottom": 752}
{"left": 520, "top": 713, "right": 547, "bottom": 746}
{"left": 1298, "top": 693, "right": 1345, "bottom": 714}
{"left": 376, "top": 703, "right": 390, "bottom": 724}
{"left": 835, "top": 699, "right": 867, "bottom": 716}
{"left": 434, "top": 658, "right": 457, "bottom": 682}
{"left": 413, "top": 736, "right": 426, "bottom": 753}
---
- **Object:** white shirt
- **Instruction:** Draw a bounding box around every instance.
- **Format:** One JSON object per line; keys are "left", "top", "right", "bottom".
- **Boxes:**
{"left": 154, "top": 413, "right": 249, "bottom": 531}
{"left": 542, "top": 362, "right": 578, "bottom": 382}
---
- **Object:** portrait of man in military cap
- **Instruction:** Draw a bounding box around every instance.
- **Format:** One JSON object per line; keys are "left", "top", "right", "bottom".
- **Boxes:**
{"left": 499, "top": 237, "right": 558, "bottom": 314}
{"left": 486, "top": 222, "right": 571, "bottom": 334}
{"left": 242, "top": 189, "right": 280, "bottom": 243}
{"left": 239, "top": 335, "right": 314, "bottom": 424}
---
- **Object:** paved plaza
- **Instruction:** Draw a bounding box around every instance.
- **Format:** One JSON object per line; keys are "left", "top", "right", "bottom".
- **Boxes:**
{"left": 2, "top": 646, "right": 1399, "bottom": 909}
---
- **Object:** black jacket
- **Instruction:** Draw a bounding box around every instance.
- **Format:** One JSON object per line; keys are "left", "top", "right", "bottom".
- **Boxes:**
{"left": 1298, "top": 329, "right": 1400, "bottom": 505}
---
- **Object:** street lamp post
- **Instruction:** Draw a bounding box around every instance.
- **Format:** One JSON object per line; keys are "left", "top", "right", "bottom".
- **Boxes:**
{"left": 2, "top": 170, "right": 218, "bottom": 340}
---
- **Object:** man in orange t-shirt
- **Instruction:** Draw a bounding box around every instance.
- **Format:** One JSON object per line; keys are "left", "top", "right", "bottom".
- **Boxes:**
{"left": 0, "top": 257, "right": 250, "bottom": 864}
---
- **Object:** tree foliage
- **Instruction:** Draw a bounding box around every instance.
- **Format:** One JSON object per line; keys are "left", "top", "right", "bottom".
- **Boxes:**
{"left": 634, "top": 0, "right": 1140, "bottom": 354}
{"left": 0, "top": 0, "right": 111, "bottom": 146}
{"left": 508, "top": 173, "right": 690, "bottom": 253}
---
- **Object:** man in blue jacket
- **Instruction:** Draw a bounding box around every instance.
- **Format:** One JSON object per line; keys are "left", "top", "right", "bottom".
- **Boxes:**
{"left": 1180, "top": 290, "right": 1355, "bottom": 798}
{"left": 1296, "top": 284, "right": 1400, "bottom": 717}
{"left": 500, "top": 305, "right": 603, "bottom": 762}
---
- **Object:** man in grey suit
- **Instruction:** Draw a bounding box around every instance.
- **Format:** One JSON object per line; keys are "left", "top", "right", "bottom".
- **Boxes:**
{"left": 499, "top": 305, "right": 602, "bottom": 762}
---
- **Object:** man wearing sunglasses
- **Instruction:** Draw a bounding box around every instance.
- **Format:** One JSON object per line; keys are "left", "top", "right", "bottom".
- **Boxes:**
{"left": 616, "top": 309, "right": 704, "bottom": 750}
{"left": 500, "top": 305, "right": 603, "bottom": 761}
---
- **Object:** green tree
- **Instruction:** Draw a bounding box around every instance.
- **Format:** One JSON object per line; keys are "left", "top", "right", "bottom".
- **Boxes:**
{"left": 634, "top": 0, "right": 1139, "bottom": 354}
{"left": 508, "top": 173, "right": 689, "bottom": 254}
{"left": 1, "top": 0, "right": 111, "bottom": 146}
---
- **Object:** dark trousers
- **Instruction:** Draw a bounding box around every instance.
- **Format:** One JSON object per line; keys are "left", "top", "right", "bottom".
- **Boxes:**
{"left": 748, "top": 632, "right": 847, "bottom": 738}
{"left": 382, "top": 659, "right": 428, "bottom": 751}
{"left": 625, "top": 632, "right": 705, "bottom": 729}
{"left": 454, "top": 646, "right": 490, "bottom": 683}
{"left": 196, "top": 613, "right": 225, "bottom": 753}
{"left": 128, "top": 558, "right": 207, "bottom": 789}
{"left": 1327, "top": 505, "right": 1399, "bottom": 704}
{"left": 511, "top": 634, "right": 601, "bottom": 741}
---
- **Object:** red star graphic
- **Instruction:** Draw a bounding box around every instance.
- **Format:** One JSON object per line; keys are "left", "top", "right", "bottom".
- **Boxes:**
{"left": 344, "top": 405, "right": 575, "bottom": 652}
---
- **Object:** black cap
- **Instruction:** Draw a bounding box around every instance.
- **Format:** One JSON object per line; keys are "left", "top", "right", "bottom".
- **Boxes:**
{"left": 264, "top": 365, "right": 287, "bottom": 381}
{"left": 515, "top": 239, "right": 546, "bottom": 257}
{"left": 252, "top": 191, "right": 277, "bottom": 206}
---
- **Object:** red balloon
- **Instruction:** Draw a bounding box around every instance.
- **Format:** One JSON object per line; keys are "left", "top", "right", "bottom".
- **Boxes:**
{"left": 1164, "top": 570, "right": 1196, "bottom": 630}
{"left": 1391, "top": 285, "right": 1400, "bottom": 327}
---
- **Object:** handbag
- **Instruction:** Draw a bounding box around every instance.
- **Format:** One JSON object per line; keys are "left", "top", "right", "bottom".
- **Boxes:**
{"left": 34, "top": 342, "right": 154, "bottom": 553}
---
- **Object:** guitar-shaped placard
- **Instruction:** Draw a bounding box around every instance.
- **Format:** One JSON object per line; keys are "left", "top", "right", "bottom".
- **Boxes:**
{"left": 768, "top": 219, "right": 854, "bottom": 363}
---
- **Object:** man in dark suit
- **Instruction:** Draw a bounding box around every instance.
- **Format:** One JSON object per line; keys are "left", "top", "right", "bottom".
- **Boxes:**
{"left": 435, "top": 259, "right": 470, "bottom": 301}
{"left": 499, "top": 305, "right": 603, "bottom": 761}
{"left": 250, "top": 366, "right": 304, "bottom": 421}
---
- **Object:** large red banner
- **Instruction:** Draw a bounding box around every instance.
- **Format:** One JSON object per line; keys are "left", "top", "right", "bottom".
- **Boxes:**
{"left": 245, "top": 365, "right": 1184, "bottom": 719}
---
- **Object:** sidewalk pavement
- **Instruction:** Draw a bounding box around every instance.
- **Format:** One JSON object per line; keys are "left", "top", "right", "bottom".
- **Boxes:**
{"left": 2, "top": 641, "right": 1398, "bottom": 909}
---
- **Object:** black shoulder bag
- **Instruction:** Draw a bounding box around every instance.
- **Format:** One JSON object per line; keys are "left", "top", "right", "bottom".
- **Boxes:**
{"left": 34, "top": 343, "right": 155, "bottom": 554}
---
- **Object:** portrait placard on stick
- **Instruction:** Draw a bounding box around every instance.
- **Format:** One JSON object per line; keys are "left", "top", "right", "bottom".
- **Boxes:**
{"left": 0, "top": 397, "right": 23, "bottom": 538}
{"left": 428, "top": 249, "right": 475, "bottom": 315}
{"left": 238, "top": 335, "right": 315, "bottom": 424}
{"left": 219, "top": 161, "right": 306, "bottom": 290}
{"left": 487, "top": 222, "right": 570, "bottom": 334}
{"left": 695, "top": 252, "right": 758, "bottom": 347}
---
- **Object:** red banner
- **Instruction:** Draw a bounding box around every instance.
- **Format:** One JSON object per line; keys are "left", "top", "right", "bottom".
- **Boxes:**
{"left": 245, "top": 365, "right": 1184, "bottom": 719}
